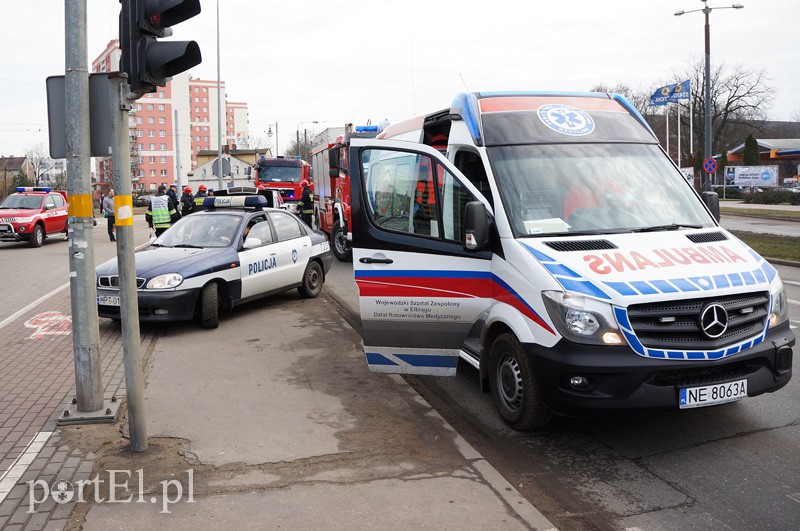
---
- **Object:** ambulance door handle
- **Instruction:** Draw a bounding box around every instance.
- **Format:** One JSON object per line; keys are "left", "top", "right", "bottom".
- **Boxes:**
{"left": 359, "top": 257, "right": 393, "bottom": 264}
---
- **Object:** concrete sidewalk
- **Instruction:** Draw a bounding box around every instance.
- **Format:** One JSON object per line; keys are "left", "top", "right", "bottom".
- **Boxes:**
{"left": 5, "top": 286, "right": 555, "bottom": 529}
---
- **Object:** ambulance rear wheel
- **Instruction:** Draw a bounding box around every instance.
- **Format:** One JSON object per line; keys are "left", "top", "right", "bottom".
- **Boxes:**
{"left": 30, "top": 225, "right": 44, "bottom": 248}
{"left": 332, "top": 220, "right": 351, "bottom": 262}
{"left": 489, "top": 333, "right": 551, "bottom": 430}
{"left": 298, "top": 261, "right": 323, "bottom": 299}
{"left": 200, "top": 283, "right": 219, "bottom": 329}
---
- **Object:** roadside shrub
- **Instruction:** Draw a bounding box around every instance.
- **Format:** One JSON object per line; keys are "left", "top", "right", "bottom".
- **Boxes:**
{"left": 715, "top": 187, "right": 742, "bottom": 199}
{"left": 745, "top": 190, "right": 800, "bottom": 205}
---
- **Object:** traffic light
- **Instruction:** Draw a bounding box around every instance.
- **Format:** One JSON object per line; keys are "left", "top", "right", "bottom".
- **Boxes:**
{"left": 120, "top": 0, "right": 202, "bottom": 97}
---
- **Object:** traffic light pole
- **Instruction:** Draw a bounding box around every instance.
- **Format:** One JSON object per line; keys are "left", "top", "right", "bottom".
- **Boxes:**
{"left": 109, "top": 74, "right": 148, "bottom": 452}
{"left": 65, "top": 0, "right": 104, "bottom": 413}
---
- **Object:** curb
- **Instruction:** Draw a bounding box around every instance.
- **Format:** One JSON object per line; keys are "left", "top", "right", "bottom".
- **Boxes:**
{"left": 720, "top": 212, "right": 800, "bottom": 223}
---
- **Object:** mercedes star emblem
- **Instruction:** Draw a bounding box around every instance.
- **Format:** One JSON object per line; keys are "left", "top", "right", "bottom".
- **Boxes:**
{"left": 700, "top": 303, "right": 729, "bottom": 339}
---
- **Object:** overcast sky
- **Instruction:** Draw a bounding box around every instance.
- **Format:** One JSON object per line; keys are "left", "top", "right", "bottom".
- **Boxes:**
{"left": 1, "top": 0, "right": 797, "bottom": 157}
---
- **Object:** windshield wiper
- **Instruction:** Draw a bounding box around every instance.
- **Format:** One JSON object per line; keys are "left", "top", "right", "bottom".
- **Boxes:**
{"left": 633, "top": 223, "right": 703, "bottom": 233}
{"left": 172, "top": 243, "right": 204, "bottom": 249}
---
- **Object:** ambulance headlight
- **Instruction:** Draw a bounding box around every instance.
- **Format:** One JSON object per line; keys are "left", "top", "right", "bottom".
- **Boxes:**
{"left": 146, "top": 273, "right": 183, "bottom": 289}
{"left": 542, "top": 291, "right": 623, "bottom": 346}
{"left": 770, "top": 281, "right": 789, "bottom": 327}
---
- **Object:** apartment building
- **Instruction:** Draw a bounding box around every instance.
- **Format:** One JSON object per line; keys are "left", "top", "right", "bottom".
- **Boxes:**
{"left": 91, "top": 40, "right": 249, "bottom": 192}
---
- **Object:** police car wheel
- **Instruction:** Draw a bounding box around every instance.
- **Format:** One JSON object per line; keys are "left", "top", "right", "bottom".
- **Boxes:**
{"left": 489, "top": 333, "right": 551, "bottom": 431}
{"left": 200, "top": 283, "right": 220, "bottom": 329}
{"left": 30, "top": 225, "right": 44, "bottom": 247}
{"left": 298, "top": 261, "right": 323, "bottom": 299}
{"left": 331, "top": 221, "right": 351, "bottom": 262}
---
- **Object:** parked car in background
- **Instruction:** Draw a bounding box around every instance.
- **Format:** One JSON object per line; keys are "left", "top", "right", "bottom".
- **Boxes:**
{"left": 133, "top": 195, "right": 152, "bottom": 207}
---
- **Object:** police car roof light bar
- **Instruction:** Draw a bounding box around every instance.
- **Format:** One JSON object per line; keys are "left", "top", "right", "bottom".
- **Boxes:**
{"left": 16, "top": 187, "right": 53, "bottom": 193}
{"left": 202, "top": 195, "right": 267, "bottom": 210}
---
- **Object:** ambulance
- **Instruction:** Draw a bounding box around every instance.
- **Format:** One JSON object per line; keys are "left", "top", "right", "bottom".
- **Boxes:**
{"left": 347, "top": 91, "right": 795, "bottom": 430}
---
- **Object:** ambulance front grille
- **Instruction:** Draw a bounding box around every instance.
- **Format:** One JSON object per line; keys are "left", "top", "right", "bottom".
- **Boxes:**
{"left": 626, "top": 291, "right": 769, "bottom": 350}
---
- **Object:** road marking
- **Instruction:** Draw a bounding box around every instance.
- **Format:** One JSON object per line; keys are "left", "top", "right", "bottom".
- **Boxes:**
{"left": 788, "top": 492, "right": 800, "bottom": 504}
{"left": 0, "top": 431, "right": 53, "bottom": 504}
{"left": 0, "top": 282, "right": 69, "bottom": 330}
{"left": 783, "top": 280, "right": 800, "bottom": 288}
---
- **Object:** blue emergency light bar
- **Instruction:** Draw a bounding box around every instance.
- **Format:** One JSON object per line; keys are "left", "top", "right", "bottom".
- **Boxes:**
{"left": 202, "top": 195, "right": 267, "bottom": 210}
{"left": 355, "top": 125, "right": 379, "bottom": 133}
{"left": 16, "top": 187, "right": 52, "bottom": 193}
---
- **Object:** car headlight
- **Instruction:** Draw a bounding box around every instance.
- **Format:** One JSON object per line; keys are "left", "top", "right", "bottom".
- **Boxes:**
{"left": 770, "top": 281, "right": 789, "bottom": 327}
{"left": 146, "top": 273, "right": 183, "bottom": 289}
{"left": 542, "top": 291, "right": 623, "bottom": 345}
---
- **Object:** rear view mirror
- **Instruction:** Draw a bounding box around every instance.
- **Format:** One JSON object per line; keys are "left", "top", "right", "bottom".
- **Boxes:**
{"left": 702, "top": 191, "right": 720, "bottom": 221}
{"left": 328, "top": 147, "right": 340, "bottom": 170}
{"left": 464, "top": 201, "right": 490, "bottom": 251}
{"left": 245, "top": 166, "right": 252, "bottom": 176}
{"left": 243, "top": 237, "right": 262, "bottom": 250}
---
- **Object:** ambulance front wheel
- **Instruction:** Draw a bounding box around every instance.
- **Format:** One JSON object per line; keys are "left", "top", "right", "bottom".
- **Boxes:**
{"left": 332, "top": 220, "right": 351, "bottom": 262}
{"left": 489, "top": 333, "right": 552, "bottom": 430}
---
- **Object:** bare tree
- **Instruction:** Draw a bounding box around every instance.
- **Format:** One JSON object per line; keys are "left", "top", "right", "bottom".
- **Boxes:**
{"left": 673, "top": 59, "right": 775, "bottom": 154}
{"left": 25, "top": 143, "right": 51, "bottom": 186}
{"left": 589, "top": 83, "right": 653, "bottom": 118}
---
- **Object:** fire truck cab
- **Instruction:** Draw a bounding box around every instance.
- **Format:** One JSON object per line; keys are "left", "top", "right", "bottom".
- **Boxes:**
{"left": 253, "top": 156, "right": 312, "bottom": 209}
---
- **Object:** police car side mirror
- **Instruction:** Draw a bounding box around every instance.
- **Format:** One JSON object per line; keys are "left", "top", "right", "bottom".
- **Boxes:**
{"left": 243, "top": 236, "right": 262, "bottom": 250}
{"left": 464, "top": 201, "right": 490, "bottom": 251}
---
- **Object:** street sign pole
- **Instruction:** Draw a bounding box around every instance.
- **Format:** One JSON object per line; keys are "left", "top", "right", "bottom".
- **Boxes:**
{"left": 65, "top": 0, "right": 104, "bottom": 413}
{"left": 108, "top": 73, "right": 148, "bottom": 452}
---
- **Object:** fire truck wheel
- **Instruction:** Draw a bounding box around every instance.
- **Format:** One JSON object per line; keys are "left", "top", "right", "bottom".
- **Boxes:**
{"left": 298, "top": 261, "right": 323, "bottom": 299}
{"left": 489, "top": 332, "right": 551, "bottom": 430}
{"left": 200, "top": 283, "right": 220, "bottom": 329}
{"left": 30, "top": 224, "right": 45, "bottom": 248}
{"left": 332, "top": 220, "right": 352, "bottom": 262}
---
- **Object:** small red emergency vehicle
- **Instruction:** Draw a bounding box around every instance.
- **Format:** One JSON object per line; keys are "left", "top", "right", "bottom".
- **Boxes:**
{"left": 0, "top": 187, "right": 69, "bottom": 247}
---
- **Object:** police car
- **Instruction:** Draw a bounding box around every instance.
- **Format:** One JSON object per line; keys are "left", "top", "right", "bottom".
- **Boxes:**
{"left": 95, "top": 193, "right": 333, "bottom": 328}
{"left": 0, "top": 187, "right": 69, "bottom": 247}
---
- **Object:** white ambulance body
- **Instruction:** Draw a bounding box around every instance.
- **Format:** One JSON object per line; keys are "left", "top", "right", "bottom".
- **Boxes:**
{"left": 346, "top": 91, "right": 794, "bottom": 430}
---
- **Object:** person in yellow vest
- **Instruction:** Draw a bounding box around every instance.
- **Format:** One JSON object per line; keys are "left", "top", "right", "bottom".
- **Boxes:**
{"left": 146, "top": 184, "right": 179, "bottom": 236}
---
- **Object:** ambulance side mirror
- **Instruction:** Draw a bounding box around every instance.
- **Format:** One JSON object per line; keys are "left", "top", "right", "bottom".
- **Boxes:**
{"left": 701, "top": 191, "right": 720, "bottom": 221}
{"left": 464, "top": 201, "right": 490, "bottom": 251}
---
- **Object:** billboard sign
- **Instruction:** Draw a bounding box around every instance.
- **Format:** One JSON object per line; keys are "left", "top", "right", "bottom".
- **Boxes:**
{"left": 724, "top": 166, "right": 778, "bottom": 187}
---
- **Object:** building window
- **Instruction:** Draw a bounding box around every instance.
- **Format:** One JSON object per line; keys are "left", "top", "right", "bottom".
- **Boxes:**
{"left": 136, "top": 117, "right": 142, "bottom": 124}
{"left": 136, "top": 103, "right": 142, "bottom": 110}
{"left": 139, "top": 157, "right": 144, "bottom": 164}
{"left": 161, "top": 169, "right": 168, "bottom": 177}
{"left": 158, "top": 117, "right": 166, "bottom": 125}
{"left": 202, "top": 87, "right": 207, "bottom": 92}
{"left": 160, "top": 156, "right": 167, "bottom": 163}
{"left": 204, "top": 136, "right": 208, "bottom": 142}
{"left": 149, "top": 156, "right": 156, "bottom": 163}
{"left": 194, "top": 106, "right": 199, "bottom": 112}
{"left": 149, "top": 143, "right": 155, "bottom": 150}
{"left": 158, "top": 104, "right": 165, "bottom": 111}
{"left": 138, "top": 143, "right": 143, "bottom": 150}
{"left": 194, "top": 97, "right": 199, "bottom": 102}
{"left": 202, "top": 107, "right": 207, "bottom": 113}
{"left": 147, "top": 117, "right": 154, "bottom": 124}
{"left": 160, "top": 143, "right": 166, "bottom": 150}
{"left": 136, "top": 130, "right": 143, "bottom": 137}
{"left": 147, "top": 104, "right": 154, "bottom": 111}
{"left": 150, "top": 170, "right": 156, "bottom": 177}
{"left": 195, "top": 136, "right": 200, "bottom": 141}
{"left": 148, "top": 130, "right": 155, "bottom": 137}
{"left": 159, "top": 130, "right": 166, "bottom": 137}
{"left": 194, "top": 87, "right": 199, "bottom": 92}
{"left": 158, "top": 91, "right": 165, "bottom": 99}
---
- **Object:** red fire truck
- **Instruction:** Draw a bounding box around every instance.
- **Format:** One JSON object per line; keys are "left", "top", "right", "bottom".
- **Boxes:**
{"left": 252, "top": 156, "right": 312, "bottom": 209}
{"left": 311, "top": 124, "right": 380, "bottom": 261}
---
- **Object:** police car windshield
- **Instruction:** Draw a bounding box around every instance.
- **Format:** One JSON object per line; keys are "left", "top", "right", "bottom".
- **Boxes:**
{"left": 486, "top": 143, "right": 715, "bottom": 237}
{"left": 155, "top": 213, "right": 241, "bottom": 248}
{"left": 0, "top": 195, "right": 42, "bottom": 209}
{"left": 257, "top": 165, "right": 302, "bottom": 183}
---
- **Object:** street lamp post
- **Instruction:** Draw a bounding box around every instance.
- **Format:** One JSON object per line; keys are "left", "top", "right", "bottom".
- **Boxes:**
{"left": 675, "top": 1, "right": 744, "bottom": 191}
{"left": 266, "top": 123, "right": 278, "bottom": 156}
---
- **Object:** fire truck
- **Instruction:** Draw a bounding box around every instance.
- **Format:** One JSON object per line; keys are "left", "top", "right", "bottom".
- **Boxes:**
{"left": 311, "top": 124, "right": 380, "bottom": 261}
{"left": 252, "top": 156, "right": 312, "bottom": 209}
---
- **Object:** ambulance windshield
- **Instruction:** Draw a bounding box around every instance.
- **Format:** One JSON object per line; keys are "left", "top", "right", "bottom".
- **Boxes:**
{"left": 487, "top": 143, "right": 715, "bottom": 237}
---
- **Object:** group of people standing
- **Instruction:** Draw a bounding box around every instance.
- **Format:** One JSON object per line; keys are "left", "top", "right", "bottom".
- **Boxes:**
{"left": 146, "top": 183, "right": 212, "bottom": 236}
